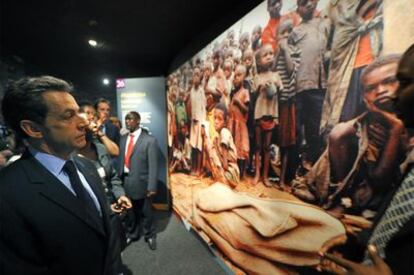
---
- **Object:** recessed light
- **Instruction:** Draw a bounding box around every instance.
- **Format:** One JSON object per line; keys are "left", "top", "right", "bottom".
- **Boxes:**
{"left": 103, "top": 78, "right": 110, "bottom": 85}
{"left": 88, "top": 39, "right": 98, "bottom": 47}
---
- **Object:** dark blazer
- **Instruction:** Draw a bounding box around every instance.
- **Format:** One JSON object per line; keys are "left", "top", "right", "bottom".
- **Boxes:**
{"left": 0, "top": 151, "right": 116, "bottom": 275}
{"left": 117, "top": 129, "right": 158, "bottom": 200}
{"left": 104, "top": 120, "right": 120, "bottom": 145}
{"left": 92, "top": 140, "right": 125, "bottom": 203}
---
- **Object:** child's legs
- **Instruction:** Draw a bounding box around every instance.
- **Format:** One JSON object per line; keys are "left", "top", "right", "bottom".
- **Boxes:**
{"left": 262, "top": 129, "right": 273, "bottom": 187}
{"left": 253, "top": 124, "right": 262, "bottom": 184}
{"left": 191, "top": 148, "right": 197, "bottom": 171}
{"left": 196, "top": 149, "right": 203, "bottom": 174}
{"left": 303, "top": 89, "right": 325, "bottom": 164}
{"left": 237, "top": 159, "right": 246, "bottom": 179}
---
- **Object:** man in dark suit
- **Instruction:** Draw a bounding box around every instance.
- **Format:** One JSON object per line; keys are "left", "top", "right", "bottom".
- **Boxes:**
{"left": 117, "top": 111, "right": 159, "bottom": 250}
{"left": 0, "top": 76, "right": 117, "bottom": 274}
{"left": 321, "top": 45, "right": 414, "bottom": 275}
{"left": 95, "top": 98, "right": 121, "bottom": 145}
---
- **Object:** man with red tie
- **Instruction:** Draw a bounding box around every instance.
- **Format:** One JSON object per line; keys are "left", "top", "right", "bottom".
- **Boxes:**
{"left": 117, "top": 111, "right": 159, "bottom": 250}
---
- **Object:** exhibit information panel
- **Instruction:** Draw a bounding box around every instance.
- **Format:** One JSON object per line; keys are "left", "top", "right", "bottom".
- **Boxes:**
{"left": 117, "top": 77, "right": 168, "bottom": 207}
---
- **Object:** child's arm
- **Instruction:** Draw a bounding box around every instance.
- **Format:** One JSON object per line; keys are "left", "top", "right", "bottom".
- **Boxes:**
{"left": 233, "top": 96, "right": 249, "bottom": 114}
{"left": 274, "top": 72, "right": 284, "bottom": 91}
{"left": 279, "top": 39, "right": 295, "bottom": 76}
{"left": 219, "top": 143, "right": 229, "bottom": 171}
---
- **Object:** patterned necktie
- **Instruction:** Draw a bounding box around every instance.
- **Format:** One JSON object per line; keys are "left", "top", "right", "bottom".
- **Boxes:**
{"left": 125, "top": 134, "right": 135, "bottom": 168}
{"left": 364, "top": 167, "right": 414, "bottom": 263}
{"left": 63, "top": 160, "right": 100, "bottom": 219}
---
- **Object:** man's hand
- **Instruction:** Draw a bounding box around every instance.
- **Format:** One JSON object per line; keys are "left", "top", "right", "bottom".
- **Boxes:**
{"left": 320, "top": 245, "right": 393, "bottom": 275}
{"left": 146, "top": 191, "right": 156, "bottom": 198}
{"left": 111, "top": 196, "right": 132, "bottom": 213}
{"left": 117, "top": 196, "right": 132, "bottom": 209}
{"left": 88, "top": 121, "right": 103, "bottom": 138}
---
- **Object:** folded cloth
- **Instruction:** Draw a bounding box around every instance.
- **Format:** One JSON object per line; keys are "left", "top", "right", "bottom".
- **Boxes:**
{"left": 193, "top": 183, "right": 346, "bottom": 273}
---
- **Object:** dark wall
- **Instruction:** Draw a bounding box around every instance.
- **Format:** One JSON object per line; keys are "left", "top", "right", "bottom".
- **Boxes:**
{"left": 0, "top": 56, "right": 25, "bottom": 122}
{"left": 0, "top": 55, "right": 118, "bottom": 118}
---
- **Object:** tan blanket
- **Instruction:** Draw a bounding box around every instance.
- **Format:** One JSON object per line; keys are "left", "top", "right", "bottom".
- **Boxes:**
{"left": 193, "top": 183, "right": 346, "bottom": 274}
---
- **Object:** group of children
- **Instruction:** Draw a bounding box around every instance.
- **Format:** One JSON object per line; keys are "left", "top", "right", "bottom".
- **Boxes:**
{"left": 167, "top": 0, "right": 338, "bottom": 190}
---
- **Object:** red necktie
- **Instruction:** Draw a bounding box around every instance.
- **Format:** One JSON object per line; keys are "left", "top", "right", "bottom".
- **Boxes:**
{"left": 125, "top": 134, "right": 135, "bottom": 169}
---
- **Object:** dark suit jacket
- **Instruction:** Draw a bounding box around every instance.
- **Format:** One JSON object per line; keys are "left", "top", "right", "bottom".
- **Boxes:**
{"left": 0, "top": 151, "right": 116, "bottom": 275}
{"left": 92, "top": 140, "right": 125, "bottom": 204}
{"left": 117, "top": 129, "right": 158, "bottom": 200}
{"left": 104, "top": 120, "right": 120, "bottom": 145}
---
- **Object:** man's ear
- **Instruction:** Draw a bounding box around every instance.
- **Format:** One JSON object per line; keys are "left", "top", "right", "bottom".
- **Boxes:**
{"left": 20, "top": 120, "right": 44, "bottom": 139}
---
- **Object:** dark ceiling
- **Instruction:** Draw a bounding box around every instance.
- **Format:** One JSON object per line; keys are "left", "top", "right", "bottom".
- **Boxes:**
{"left": 1, "top": 0, "right": 262, "bottom": 94}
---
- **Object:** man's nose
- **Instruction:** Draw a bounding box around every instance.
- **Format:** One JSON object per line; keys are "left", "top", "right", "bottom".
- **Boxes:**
{"left": 77, "top": 115, "right": 88, "bottom": 129}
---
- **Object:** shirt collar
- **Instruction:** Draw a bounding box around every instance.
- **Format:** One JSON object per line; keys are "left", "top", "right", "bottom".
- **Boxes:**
{"left": 29, "top": 146, "right": 73, "bottom": 176}
{"left": 129, "top": 127, "right": 142, "bottom": 137}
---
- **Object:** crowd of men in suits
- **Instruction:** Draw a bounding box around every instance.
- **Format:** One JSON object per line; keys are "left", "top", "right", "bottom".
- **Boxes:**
{"left": 0, "top": 77, "right": 159, "bottom": 275}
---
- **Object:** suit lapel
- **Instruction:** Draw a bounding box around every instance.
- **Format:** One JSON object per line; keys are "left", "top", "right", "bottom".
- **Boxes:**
{"left": 125, "top": 129, "right": 145, "bottom": 160}
{"left": 75, "top": 158, "right": 110, "bottom": 236}
{"left": 133, "top": 130, "right": 145, "bottom": 154}
{"left": 21, "top": 152, "right": 106, "bottom": 237}
{"left": 119, "top": 135, "right": 127, "bottom": 174}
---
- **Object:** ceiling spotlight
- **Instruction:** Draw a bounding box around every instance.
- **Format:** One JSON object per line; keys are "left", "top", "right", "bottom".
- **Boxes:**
{"left": 103, "top": 78, "right": 110, "bottom": 85}
{"left": 88, "top": 39, "right": 98, "bottom": 47}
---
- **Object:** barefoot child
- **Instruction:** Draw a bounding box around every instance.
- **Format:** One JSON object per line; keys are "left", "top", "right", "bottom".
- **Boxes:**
{"left": 170, "top": 120, "right": 192, "bottom": 173}
{"left": 189, "top": 67, "right": 206, "bottom": 175}
{"left": 204, "top": 103, "right": 240, "bottom": 188}
{"left": 228, "top": 65, "right": 250, "bottom": 179}
{"left": 253, "top": 43, "right": 284, "bottom": 187}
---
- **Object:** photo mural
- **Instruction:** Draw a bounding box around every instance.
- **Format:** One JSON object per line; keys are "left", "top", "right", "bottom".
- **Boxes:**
{"left": 166, "top": 0, "right": 412, "bottom": 274}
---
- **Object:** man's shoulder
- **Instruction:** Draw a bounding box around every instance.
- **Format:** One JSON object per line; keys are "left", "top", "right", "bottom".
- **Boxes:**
{"left": 0, "top": 158, "right": 29, "bottom": 190}
{"left": 73, "top": 154, "right": 98, "bottom": 171}
{"left": 0, "top": 155, "right": 27, "bottom": 175}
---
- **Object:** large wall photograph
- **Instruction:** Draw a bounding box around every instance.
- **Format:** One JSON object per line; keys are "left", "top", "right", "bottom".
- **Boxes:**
{"left": 166, "top": 0, "right": 411, "bottom": 274}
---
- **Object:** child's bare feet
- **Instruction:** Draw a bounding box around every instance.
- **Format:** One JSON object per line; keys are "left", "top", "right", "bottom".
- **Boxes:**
{"left": 263, "top": 177, "right": 272, "bottom": 187}
{"left": 279, "top": 183, "right": 292, "bottom": 193}
{"left": 251, "top": 174, "right": 260, "bottom": 185}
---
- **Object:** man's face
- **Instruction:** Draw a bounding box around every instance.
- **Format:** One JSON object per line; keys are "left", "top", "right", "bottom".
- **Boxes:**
{"left": 125, "top": 114, "right": 140, "bottom": 132}
{"left": 41, "top": 91, "right": 87, "bottom": 156}
{"left": 83, "top": 105, "right": 96, "bottom": 123}
{"left": 97, "top": 102, "right": 111, "bottom": 121}
{"left": 297, "top": 0, "right": 317, "bottom": 21}
{"left": 363, "top": 63, "right": 399, "bottom": 107}
{"left": 268, "top": 0, "right": 282, "bottom": 19}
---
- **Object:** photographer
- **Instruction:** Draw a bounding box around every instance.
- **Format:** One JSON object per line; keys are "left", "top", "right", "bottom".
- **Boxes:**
{"left": 77, "top": 104, "right": 132, "bottom": 273}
